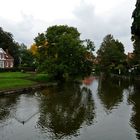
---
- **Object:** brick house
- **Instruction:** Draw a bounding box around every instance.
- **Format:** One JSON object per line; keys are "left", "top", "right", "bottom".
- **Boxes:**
{"left": 0, "top": 48, "right": 14, "bottom": 68}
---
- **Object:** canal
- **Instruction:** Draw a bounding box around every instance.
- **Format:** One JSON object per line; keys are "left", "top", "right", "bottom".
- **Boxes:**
{"left": 0, "top": 77, "right": 140, "bottom": 140}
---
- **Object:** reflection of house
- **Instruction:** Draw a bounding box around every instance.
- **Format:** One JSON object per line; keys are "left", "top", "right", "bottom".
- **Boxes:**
{"left": 82, "top": 76, "right": 95, "bottom": 85}
{"left": 127, "top": 52, "right": 134, "bottom": 61}
{"left": 0, "top": 48, "right": 14, "bottom": 68}
{"left": 128, "top": 52, "right": 134, "bottom": 59}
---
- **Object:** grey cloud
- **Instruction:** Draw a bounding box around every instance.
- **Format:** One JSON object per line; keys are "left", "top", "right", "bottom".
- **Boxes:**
{"left": 0, "top": 14, "right": 48, "bottom": 46}
{"left": 71, "top": 0, "right": 134, "bottom": 53}
{"left": 0, "top": 0, "right": 135, "bottom": 53}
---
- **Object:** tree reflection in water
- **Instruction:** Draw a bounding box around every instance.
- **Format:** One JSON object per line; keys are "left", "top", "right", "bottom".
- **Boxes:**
{"left": 0, "top": 95, "right": 18, "bottom": 123}
{"left": 0, "top": 94, "right": 19, "bottom": 130}
{"left": 98, "top": 76, "right": 125, "bottom": 113}
{"left": 128, "top": 81, "right": 140, "bottom": 139}
{"left": 37, "top": 83, "right": 95, "bottom": 139}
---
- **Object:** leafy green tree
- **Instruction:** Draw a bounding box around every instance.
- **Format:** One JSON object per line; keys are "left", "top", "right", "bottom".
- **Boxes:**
{"left": 0, "top": 27, "right": 20, "bottom": 66}
{"left": 97, "top": 34, "right": 126, "bottom": 74}
{"left": 19, "top": 43, "right": 35, "bottom": 67}
{"left": 34, "top": 33, "right": 48, "bottom": 65}
{"left": 34, "top": 25, "right": 95, "bottom": 80}
{"left": 131, "top": 0, "right": 140, "bottom": 65}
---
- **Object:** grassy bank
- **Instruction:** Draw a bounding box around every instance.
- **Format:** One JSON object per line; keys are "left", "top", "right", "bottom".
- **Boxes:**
{"left": 0, "top": 72, "right": 37, "bottom": 90}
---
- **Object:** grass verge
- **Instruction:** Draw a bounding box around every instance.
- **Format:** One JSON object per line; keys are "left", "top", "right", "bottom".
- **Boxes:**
{"left": 0, "top": 72, "right": 37, "bottom": 90}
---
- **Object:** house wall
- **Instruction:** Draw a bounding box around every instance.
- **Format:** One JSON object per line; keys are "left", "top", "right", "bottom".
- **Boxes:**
{"left": 0, "top": 60, "right": 4, "bottom": 68}
{"left": 4, "top": 59, "right": 13, "bottom": 68}
{"left": 0, "top": 53, "right": 4, "bottom": 60}
{"left": 0, "top": 53, "right": 5, "bottom": 68}
{"left": 0, "top": 49, "right": 14, "bottom": 68}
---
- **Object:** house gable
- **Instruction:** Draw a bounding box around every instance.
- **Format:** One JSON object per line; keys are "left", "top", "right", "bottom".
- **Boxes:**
{"left": 0, "top": 48, "right": 14, "bottom": 68}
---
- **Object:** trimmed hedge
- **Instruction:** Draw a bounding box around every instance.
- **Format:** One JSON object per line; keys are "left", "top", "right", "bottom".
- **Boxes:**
{"left": 0, "top": 67, "right": 36, "bottom": 72}
{"left": 0, "top": 68, "right": 20, "bottom": 72}
{"left": 19, "top": 67, "right": 36, "bottom": 72}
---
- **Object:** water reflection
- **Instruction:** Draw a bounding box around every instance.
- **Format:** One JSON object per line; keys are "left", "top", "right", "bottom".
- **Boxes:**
{"left": 13, "top": 94, "right": 40, "bottom": 125}
{"left": 0, "top": 95, "right": 19, "bottom": 123}
{"left": 37, "top": 83, "right": 95, "bottom": 139}
{"left": 128, "top": 81, "right": 140, "bottom": 139}
{"left": 1, "top": 77, "right": 140, "bottom": 140}
{"left": 97, "top": 76, "right": 125, "bottom": 112}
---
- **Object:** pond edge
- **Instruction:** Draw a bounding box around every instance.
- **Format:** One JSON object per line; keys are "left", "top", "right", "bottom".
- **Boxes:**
{"left": 0, "top": 83, "right": 57, "bottom": 95}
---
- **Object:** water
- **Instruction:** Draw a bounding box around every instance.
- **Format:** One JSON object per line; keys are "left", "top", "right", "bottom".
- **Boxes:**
{"left": 0, "top": 76, "right": 140, "bottom": 140}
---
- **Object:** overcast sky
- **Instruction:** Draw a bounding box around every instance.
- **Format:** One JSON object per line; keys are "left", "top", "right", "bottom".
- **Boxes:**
{"left": 0, "top": 0, "right": 136, "bottom": 53}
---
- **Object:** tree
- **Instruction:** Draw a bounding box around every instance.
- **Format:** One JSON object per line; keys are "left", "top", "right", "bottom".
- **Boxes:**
{"left": 131, "top": 0, "right": 140, "bottom": 64}
{"left": 34, "top": 33, "right": 48, "bottom": 66}
{"left": 30, "top": 43, "right": 38, "bottom": 55}
{"left": 34, "top": 25, "right": 95, "bottom": 80}
{"left": 19, "top": 43, "right": 35, "bottom": 67}
{"left": 0, "top": 27, "right": 20, "bottom": 66}
{"left": 97, "top": 34, "right": 126, "bottom": 74}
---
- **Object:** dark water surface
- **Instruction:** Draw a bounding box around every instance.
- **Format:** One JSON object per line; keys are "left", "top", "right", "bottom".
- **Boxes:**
{"left": 0, "top": 77, "right": 140, "bottom": 140}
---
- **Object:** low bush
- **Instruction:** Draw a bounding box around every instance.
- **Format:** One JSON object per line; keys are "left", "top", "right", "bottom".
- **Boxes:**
{"left": 31, "top": 73, "right": 50, "bottom": 83}
{"left": 0, "top": 68, "right": 20, "bottom": 72}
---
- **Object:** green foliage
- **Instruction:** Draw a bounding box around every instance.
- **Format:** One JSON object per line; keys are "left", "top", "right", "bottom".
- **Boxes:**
{"left": 97, "top": 34, "right": 126, "bottom": 73}
{"left": 19, "top": 44, "right": 36, "bottom": 68}
{"left": 131, "top": 0, "right": 140, "bottom": 64}
{"left": 131, "top": 0, "right": 140, "bottom": 36}
{"left": 34, "top": 33, "right": 46, "bottom": 46}
{"left": 34, "top": 25, "right": 95, "bottom": 81}
{"left": 0, "top": 27, "right": 20, "bottom": 66}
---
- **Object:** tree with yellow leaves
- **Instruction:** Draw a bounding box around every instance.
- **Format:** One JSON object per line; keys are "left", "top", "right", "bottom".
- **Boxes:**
{"left": 30, "top": 43, "right": 38, "bottom": 55}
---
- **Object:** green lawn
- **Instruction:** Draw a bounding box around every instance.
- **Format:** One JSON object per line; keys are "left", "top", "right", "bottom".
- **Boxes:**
{"left": 0, "top": 72, "right": 37, "bottom": 90}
